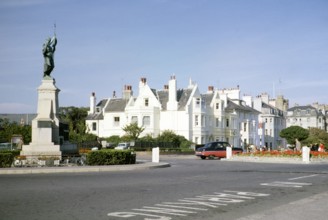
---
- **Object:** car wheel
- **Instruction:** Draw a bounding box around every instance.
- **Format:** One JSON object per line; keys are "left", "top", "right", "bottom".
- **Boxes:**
{"left": 200, "top": 156, "right": 206, "bottom": 160}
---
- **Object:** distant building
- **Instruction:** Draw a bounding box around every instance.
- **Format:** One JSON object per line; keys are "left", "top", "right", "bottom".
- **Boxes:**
{"left": 86, "top": 76, "right": 261, "bottom": 149}
{"left": 286, "top": 105, "right": 326, "bottom": 130}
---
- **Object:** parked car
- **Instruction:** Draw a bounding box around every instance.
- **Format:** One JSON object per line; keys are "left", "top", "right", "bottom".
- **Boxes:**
{"left": 195, "top": 141, "right": 243, "bottom": 159}
{"left": 114, "top": 142, "right": 130, "bottom": 150}
{"left": 103, "top": 142, "right": 115, "bottom": 149}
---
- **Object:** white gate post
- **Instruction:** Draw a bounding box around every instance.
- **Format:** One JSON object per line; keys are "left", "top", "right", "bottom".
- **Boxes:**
{"left": 152, "top": 147, "right": 160, "bottom": 163}
{"left": 302, "top": 146, "right": 310, "bottom": 163}
{"left": 226, "top": 146, "right": 232, "bottom": 160}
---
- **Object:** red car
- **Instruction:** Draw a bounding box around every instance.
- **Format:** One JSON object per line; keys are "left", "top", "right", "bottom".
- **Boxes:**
{"left": 195, "top": 141, "right": 243, "bottom": 159}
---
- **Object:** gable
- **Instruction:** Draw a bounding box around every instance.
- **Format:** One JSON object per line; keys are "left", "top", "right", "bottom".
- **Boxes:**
{"left": 134, "top": 84, "right": 161, "bottom": 108}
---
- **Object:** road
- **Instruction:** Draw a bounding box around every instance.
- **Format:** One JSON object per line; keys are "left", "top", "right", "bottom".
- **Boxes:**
{"left": 0, "top": 155, "right": 327, "bottom": 220}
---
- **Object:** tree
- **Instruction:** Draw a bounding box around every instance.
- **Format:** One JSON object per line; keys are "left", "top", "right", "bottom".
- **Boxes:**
{"left": 139, "top": 134, "right": 155, "bottom": 142}
{"left": 279, "top": 126, "right": 309, "bottom": 145}
{"left": 304, "top": 127, "right": 328, "bottom": 146}
{"left": 177, "top": 135, "right": 193, "bottom": 148}
{"left": 59, "top": 106, "right": 96, "bottom": 143}
{"left": 59, "top": 107, "right": 88, "bottom": 134}
{"left": 104, "top": 135, "right": 121, "bottom": 146}
{"left": 122, "top": 123, "right": 145, "bottom": 141}
{"left": 157, "top": 130, "right": 181, "bottom": 148}
{"left": 0, "top": 118, "right": 31, "bottom": 144}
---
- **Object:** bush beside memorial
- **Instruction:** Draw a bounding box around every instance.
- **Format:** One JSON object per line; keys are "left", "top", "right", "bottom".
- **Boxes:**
{"left": 86, "top": 149, "right": 136, "bottom": 165}
{"left": 0, "top": 152, "right": 14, "bottom": 168}
{"left": 0, "top": 150, "right": 20, "bottom": 168}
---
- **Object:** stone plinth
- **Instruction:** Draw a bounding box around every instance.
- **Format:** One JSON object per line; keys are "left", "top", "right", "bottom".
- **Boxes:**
{"left": 21, "top": 77, "right": 62, "bottom": 161}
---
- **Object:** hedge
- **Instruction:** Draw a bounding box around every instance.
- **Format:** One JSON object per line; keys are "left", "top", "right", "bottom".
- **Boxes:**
{"left": 86, "top": 149, "right": 136, "bottom": 165}
{"left": 0, "top": 150, "right": 20, "bottom": 157}
{"left": 0, "top": 150, "right": 20, "bottom": 168}
{"left": 0, "top": 153, "right": 14, "bottom": 168}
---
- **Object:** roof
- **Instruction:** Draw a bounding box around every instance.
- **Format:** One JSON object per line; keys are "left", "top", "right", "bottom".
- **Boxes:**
{"left": 86, "top": 112, "right": 104, "bottom": 120}
{"left": 157, "top": 90, "right": 168, "bottom": 110}
{"left": 85, "top": 99, "right": 105, "bottom": 120}
{"left": 177, "top": 89, "right": 193, "bottom": 110}
{"left": 104, "top": 98, "right": 129, "bottom": 112}
{"left": 201, "top": 93, "right": 215, "bottom": 106}
{"left": 226, "top": 100, "right": 261, "bottom": 114}
{"left": 97, "top": 99, "right": 108, "bottom": 108}
{"left": 262, "top": 102, "right": 274, "bottom": 109}
{"left": 86, "top": 99, "right": 108, "bottom": 120}
{"left": 155, "top": 88, "right": 194, "bottom": 111}
{"left": 288, "top": 105, "right": 316, "bottom": 111}
{"left": 87, "top": 97, "right": 131, "bottom": 120}
{"left": 287, "top": 105, "right": 324, "bottom": 116}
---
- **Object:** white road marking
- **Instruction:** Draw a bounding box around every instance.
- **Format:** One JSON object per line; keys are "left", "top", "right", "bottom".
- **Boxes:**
{"left": 108, "top": 212, "right": 171, "bottom": 219}
{"left": 261, "top": 181, "right": 312, "bottom": 188}
{"left": 107, "top": 191, "right": 270, "bottom": 219}
{"left": 157, "top": 204, "right": 208, "bottom": 211}
{"left": 223, "top": 191, "right": 270, "bottom": 197}
{"left": 288, "top": 174, "right": 318, "bottom": 180}
{"left": 132, "top": 206, "right": 195, "bottom": 216}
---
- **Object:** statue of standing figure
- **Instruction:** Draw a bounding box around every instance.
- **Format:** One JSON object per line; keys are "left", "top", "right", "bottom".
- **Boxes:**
{"left": 42, "top": 35, "right": 57, "bottom": 78}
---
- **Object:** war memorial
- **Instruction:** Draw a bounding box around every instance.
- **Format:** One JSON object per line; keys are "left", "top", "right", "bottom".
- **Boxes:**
{"left": 20, "top": 34, "right": 62, "bottom": 164}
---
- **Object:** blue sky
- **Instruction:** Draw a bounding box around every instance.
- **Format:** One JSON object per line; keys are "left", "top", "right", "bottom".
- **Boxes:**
{"left": 1, "top": 0, "right": 327, "bottom": 113}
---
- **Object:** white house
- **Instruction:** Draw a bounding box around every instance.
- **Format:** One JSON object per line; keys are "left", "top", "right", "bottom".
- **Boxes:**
{"left": 86, "top": 76, "right": 261, "bottom": 149}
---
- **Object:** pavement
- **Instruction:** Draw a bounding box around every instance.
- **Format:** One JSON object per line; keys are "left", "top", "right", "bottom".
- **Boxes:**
{"left": 236, "top": 191, "right": 328, "bottom": 220}
{"left": 0, "top": 160, "right": 170, "bottom": 175}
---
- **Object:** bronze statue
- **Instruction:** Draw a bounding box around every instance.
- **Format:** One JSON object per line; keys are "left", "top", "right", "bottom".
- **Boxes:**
{"left": 42, "top": 35, "right": 57, "bottom": 77}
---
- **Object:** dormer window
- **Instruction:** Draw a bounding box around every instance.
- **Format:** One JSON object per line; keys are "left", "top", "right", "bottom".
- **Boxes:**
{"left": 96, "top": 107, "right": 101, "bottom": 113}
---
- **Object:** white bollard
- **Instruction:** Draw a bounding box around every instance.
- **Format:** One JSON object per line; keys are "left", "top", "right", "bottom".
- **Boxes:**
{"left": 152, "top": 147, "right": 160, "bottom": 163}
{"left": 226, "top": 146, "right": 232, "bottom": 160}
{"left": 302, "top": 146, "right": 310, "bottom": 163}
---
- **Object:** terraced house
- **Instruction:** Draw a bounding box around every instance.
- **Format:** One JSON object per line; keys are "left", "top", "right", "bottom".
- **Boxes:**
{"left": 243, "top": 93, "right": 288, "bottom": 150}
{"left": 85, "top": 76, "right": 260, "bottom": 149}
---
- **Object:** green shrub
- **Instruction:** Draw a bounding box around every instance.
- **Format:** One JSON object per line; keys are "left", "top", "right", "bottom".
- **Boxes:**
{"left": 0, "top": 149, "right": 20, "bottom": 156}
{"left": 0, "top": 153, "right": 14, "bottom": 168}
{"left": 86, "top": 149, "right": 136, "bottom": 165}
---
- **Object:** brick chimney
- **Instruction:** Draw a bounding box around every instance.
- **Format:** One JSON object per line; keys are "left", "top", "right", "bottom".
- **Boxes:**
{"left": 123, "top": 85, "right": 133, "bottom": 100}
{"left": 208, "top": 86, "right": 214, "bottom": 93}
